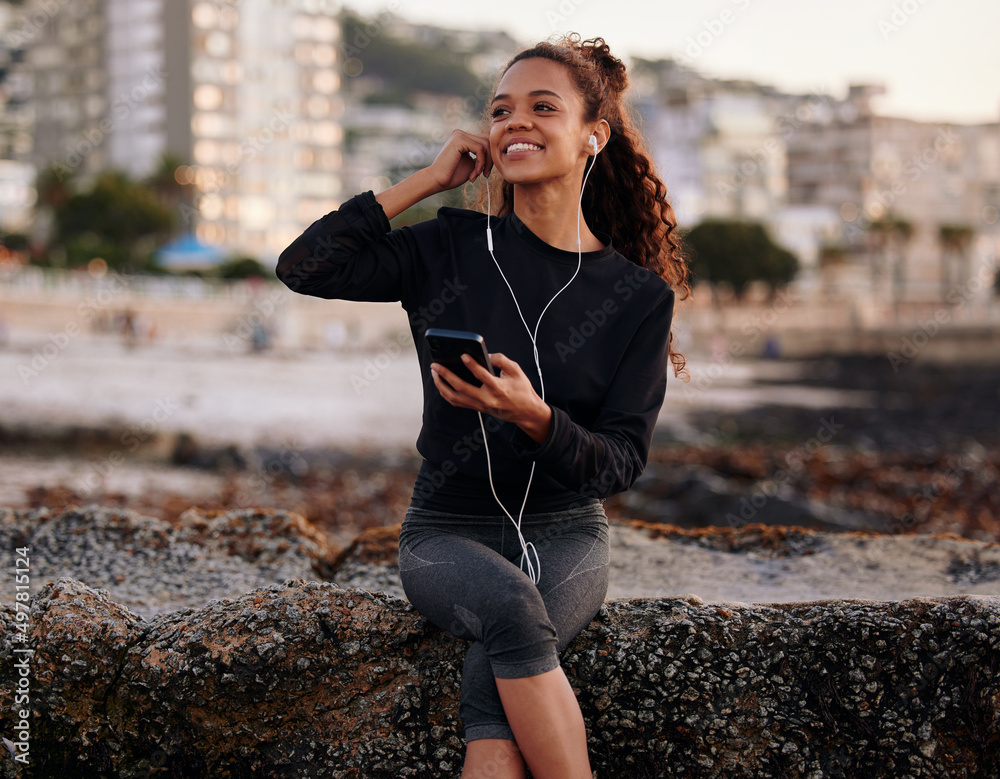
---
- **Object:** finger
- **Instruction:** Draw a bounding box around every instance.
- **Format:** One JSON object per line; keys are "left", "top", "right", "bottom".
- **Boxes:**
{"left": 463, "top": 151, "right": 480, "bottom": 183}
{"left": 465, "top": 134, "right": 491, "bottom": 180}
{"left": 469, "top": 147, "right": 489, "bottom": 182}
{"left": 477, "top": 135, "right": 494, "bottom": 179}
{"left": 461, "top": 353, "right": 498, "bottom": 384}
{"left": 487, "top": 352, "right": 521, "bottom": 377}
{"left": 431, "top": 363, "right": 476, "bottom": 401}
{"left": 431, "top": 365, "right": 464, "bottom": 405}
{"left": 431, "top": 362, "right": 460, "bottom": 392}
{"left": 432, "top": 369, "right": 489, "bottom": 413}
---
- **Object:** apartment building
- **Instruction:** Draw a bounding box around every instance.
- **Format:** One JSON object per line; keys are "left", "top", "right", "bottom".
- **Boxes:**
{"left": 25, "top": 0, "right": 343, "bottom": 259}
{"left": 0, "top": 2, "right": 38, "bottom": 234}
{"left": 634, "top": 58, "right": 840, "bottom": 296}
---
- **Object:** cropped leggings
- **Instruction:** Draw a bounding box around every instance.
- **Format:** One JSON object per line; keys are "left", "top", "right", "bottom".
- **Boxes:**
{"left": 398, "top": 504, "right": 610, "bottom": 742}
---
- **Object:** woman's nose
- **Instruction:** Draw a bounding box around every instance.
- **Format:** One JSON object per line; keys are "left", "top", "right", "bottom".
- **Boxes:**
{"left": 505, "top": 109, "right": 533, "bottom": 131}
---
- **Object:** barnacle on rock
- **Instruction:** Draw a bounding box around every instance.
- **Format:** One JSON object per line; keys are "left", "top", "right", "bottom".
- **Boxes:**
{"left": 1, "top": 577, "right": 998, "bottom": 777}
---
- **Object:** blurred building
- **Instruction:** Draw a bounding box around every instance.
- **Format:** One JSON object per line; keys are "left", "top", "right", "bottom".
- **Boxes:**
{"left": 336, "top": 16, "right": 518, "bottom": 201}
{"left": 637, "top": 60, "right": 1000, "bottom": 308}
{"left": 28, "top": 0, "right": 164, "bottom": 180}
{"left": 786, "top": 85, "right": 1000, "bottom": 306}
{"left": 0, "top": 1, "right": 35, "bottom": 234}
{"left": 634, "top": 58, "right": 795, "bottom": 225}
{"left": 634, "top": 58, "right": 835, "bottom": 296}
{"left": 338, "top": 97, "right": 459, "bottom": 197}
{"left": 24, "top": 0, "right": 343, "bottom": 259}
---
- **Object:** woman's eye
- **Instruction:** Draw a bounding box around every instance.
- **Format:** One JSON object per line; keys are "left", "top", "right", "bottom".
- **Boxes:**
{"left": 490, "top": 102, "right": 555, "bottom": 119}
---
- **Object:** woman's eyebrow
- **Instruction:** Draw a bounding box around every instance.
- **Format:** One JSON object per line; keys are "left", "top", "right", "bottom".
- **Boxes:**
{"left": 491, "top": 89, "right": 564, "bottom": 105}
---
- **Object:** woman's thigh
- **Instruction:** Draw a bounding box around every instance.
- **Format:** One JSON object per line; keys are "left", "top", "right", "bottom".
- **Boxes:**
{"left": 399, "top": 507, "right": 610, "bottom": 650}
{"left": 398, "top": 529, "right": 553, "bottom": 647}
{"left": 525, "top": 513, "right": 610, "bottom": 648}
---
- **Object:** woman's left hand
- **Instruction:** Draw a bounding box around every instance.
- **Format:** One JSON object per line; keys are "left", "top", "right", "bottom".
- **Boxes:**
{"left": 431, "top": 352, "right": 553, "bottom": 444}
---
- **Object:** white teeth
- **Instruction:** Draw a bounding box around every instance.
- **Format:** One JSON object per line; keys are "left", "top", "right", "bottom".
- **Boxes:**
{"left": 506, "top": 142, "right": 541, "bottom": 153}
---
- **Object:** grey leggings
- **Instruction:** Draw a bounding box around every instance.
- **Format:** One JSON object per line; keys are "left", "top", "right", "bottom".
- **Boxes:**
{"left": 398, "top": 504, "right": 610, "bottom": 742}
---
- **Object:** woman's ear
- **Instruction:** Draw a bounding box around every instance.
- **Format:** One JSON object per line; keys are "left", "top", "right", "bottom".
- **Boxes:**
{"left": 590, "top": 119, "right": 612, "bottom": 155}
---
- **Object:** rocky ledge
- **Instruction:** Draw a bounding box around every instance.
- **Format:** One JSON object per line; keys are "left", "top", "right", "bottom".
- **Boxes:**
{"left": 1, "top": 578, "right": 998, "bottom": 778}
{"left": 1, "top": 506, "right": 998, "bottom": 777}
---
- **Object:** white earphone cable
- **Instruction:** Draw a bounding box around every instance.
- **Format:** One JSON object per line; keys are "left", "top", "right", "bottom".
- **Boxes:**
{"left": 478, "top": 147, "right": 599, "bottom": 584}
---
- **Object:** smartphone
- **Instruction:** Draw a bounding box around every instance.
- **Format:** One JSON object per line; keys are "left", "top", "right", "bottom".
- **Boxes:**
{"left": 425, "top": 328, "right": 498, "bottom": 387}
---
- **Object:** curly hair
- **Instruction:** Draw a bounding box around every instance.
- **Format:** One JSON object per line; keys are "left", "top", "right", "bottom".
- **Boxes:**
{"left": 480, "top": 33, "right": 690, "bottom": 379}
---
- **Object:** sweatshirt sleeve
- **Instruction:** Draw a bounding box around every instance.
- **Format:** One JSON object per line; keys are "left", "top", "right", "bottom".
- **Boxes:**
{"left": 502, "top": 287, "right": 675, "bottom": 500}
{"left": 275, "top": 191, "right": 420, "bottom": 306}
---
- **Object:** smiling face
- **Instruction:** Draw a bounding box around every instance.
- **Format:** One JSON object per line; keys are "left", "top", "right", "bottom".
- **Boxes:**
{"left": 489, "top": 57, "right": 595, "bottom": 188}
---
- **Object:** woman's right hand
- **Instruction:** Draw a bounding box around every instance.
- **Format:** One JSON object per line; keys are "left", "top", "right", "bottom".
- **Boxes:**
{"left": 427, "top": 130, "right": 494, "bottom": 192}
{"left": 375, "top": 130, "right": 494, "bottom": 221}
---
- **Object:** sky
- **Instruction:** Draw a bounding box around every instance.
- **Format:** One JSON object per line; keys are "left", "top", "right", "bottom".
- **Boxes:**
{"left": 344, "top": 0, "right": 1000, "bottom": 125}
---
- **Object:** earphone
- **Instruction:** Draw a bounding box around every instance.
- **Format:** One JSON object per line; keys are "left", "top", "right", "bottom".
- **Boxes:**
{"left": 479, "top": 130, "right": 601, "bottom": 584}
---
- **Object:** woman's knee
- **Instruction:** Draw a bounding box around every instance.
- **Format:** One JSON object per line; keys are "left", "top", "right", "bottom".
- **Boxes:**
{"left": 478, "top": 585, "right": 560, "bottom": 674}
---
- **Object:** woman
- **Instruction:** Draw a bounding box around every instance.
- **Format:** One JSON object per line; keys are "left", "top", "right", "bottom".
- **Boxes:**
{"left": 277, "top": 34, "right": 689, "bottom": 778}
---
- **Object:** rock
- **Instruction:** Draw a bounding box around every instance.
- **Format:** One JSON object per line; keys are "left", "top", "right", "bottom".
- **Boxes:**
{"left": 173, "top": 506, "right": 338, "bottom": 579}
{"left": 623, "top": 463, "right": 886, "bottom": 533}
{"left": 170, "top": 432, "right": 247, "bottom": 471}
{"left": 2, "top": 578, "right": 997, "bottom": 777}
{"left": 329, "top": 525, "right": 407, "bottom": 600}
{"left": 0, "top": 506, "right": 339, "bottom": 619}
{"left": 1, "top": 578, "right": 463, "bottom": 778}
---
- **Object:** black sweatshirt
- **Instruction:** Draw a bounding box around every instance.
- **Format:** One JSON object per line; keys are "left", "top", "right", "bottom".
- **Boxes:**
{"left": 276, "top": 191, "right": 675, "bottom": 515}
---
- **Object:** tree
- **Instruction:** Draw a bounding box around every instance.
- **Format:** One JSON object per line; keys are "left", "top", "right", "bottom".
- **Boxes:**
{"left": 217, "top": 256, "right": 268, "bottom": 280}
{"left": 50, "top": 170, "right": 177, "bottom": 271}
{"left": 36, "top": 164, "right": 73, "bottom": 210}
{"left": 683, "top": 219, "right": 799, "bottom": 297}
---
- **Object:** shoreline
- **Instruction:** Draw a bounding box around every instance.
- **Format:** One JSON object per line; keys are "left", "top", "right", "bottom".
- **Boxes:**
{"left": 1, "top": 340, "right": 997, "bottom": 547}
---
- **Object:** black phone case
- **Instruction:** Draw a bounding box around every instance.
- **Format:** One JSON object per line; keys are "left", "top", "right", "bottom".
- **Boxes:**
{"left": 425, "top": 328, "right": 497, "bottom": 386}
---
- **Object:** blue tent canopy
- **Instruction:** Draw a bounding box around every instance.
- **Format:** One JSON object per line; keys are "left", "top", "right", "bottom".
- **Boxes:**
{"left": 156, "top": 233, "right": 226, "bottom": 270}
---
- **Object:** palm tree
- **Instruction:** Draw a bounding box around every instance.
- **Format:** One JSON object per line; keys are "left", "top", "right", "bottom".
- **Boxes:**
{"left": 870, "top": 216, "right": 912, "bottom": 317}
{"left": 817, "top": 243, "right": 848, "bottom": 302}
{"left": 938, "top": 223, "right": 973, "bottom": 299}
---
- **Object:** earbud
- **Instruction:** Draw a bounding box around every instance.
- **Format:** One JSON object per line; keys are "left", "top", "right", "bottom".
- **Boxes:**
{"left": 588, "top": 134, "right": 599, "bottom": 155}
